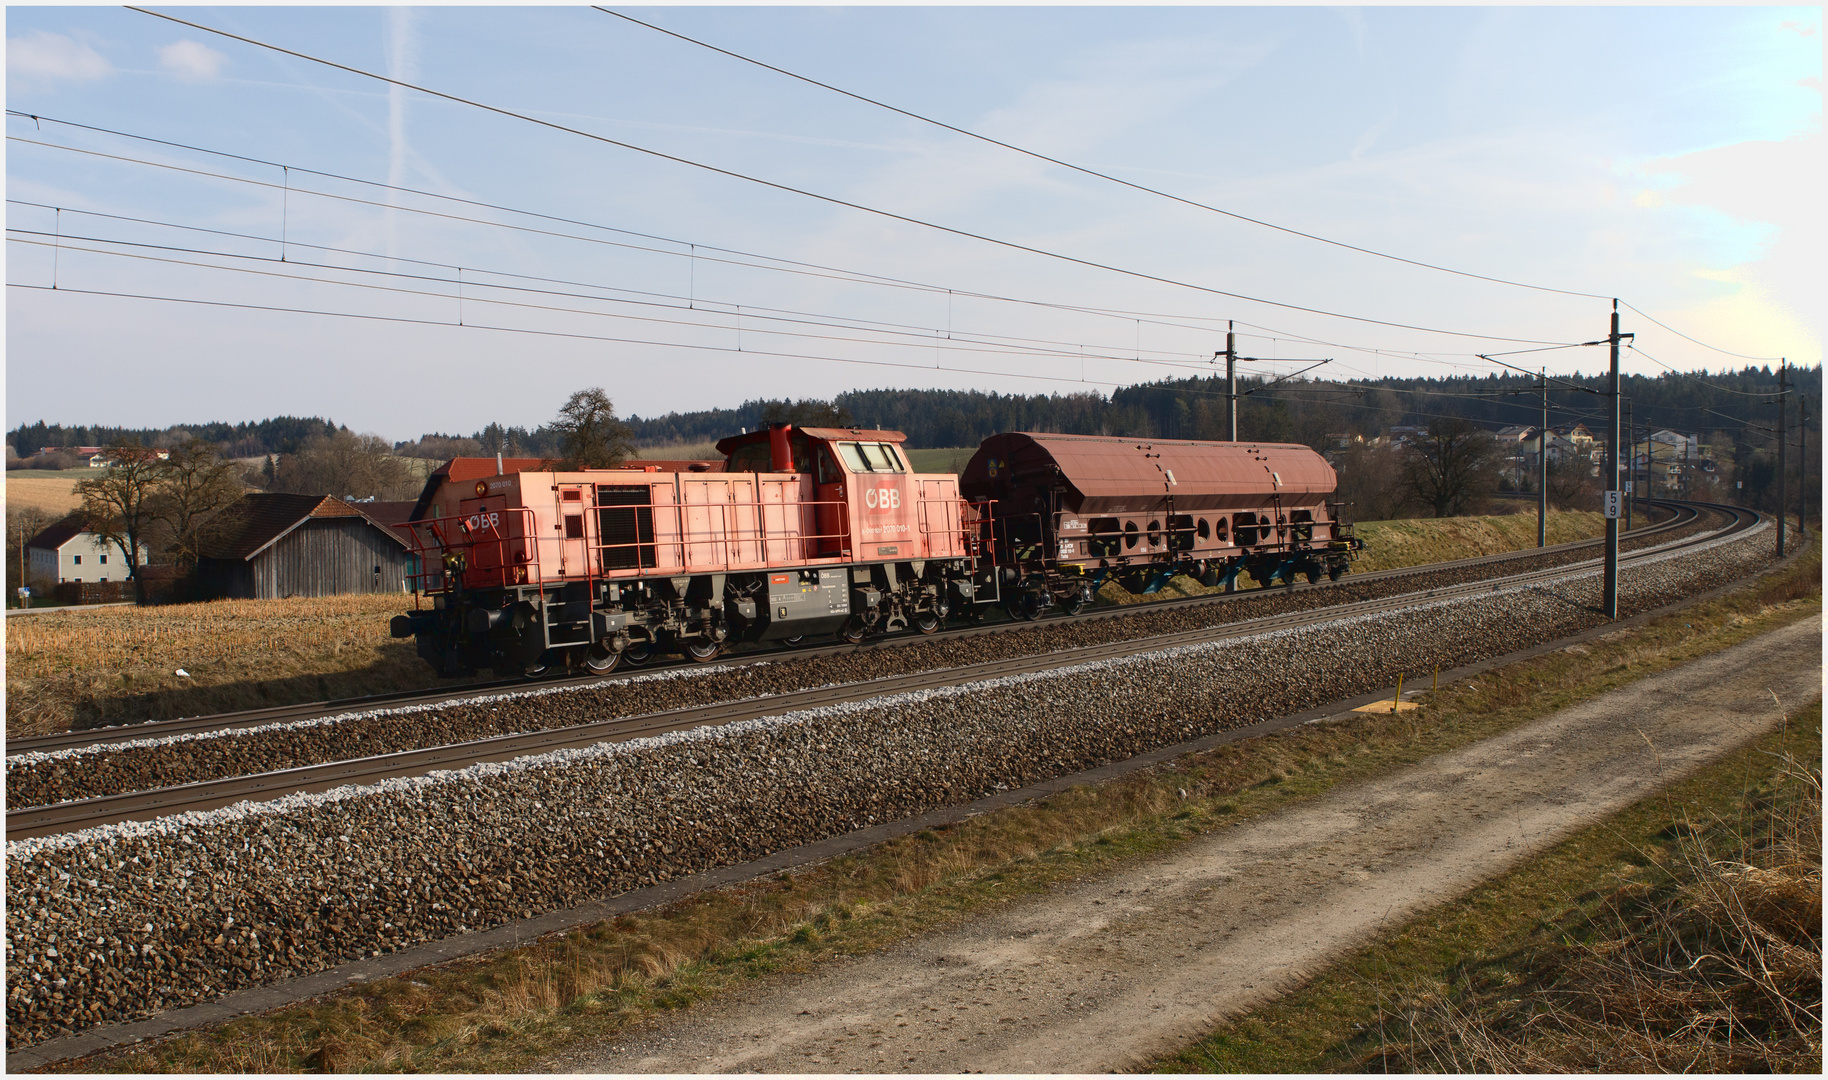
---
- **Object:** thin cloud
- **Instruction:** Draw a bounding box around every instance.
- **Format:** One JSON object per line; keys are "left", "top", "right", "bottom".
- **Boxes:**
{"left": 158, "top": 39, "right": 227, "bottom": 82}
{"left": 7, "top": 30, "right": 113, "bottom": 87}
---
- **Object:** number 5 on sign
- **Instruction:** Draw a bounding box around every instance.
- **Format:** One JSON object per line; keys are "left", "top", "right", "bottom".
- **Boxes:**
{"left": 1603, "top": 490, "right": 1622, "bottom": 519}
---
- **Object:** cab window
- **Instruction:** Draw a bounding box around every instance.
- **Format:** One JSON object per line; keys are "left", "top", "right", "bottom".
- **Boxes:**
{"left": 726, "top": 443, "right": 772, "bottom": 472}
{"left": 840, "top": 442, "right": 906, "bottom": 473}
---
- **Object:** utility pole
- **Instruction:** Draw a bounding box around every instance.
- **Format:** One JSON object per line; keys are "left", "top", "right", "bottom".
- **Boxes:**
{"left": 1800, "top": 395, "right": 1808, "bottom": 539}
{"left": 1630, "top": 400, "right": 1645, "bottom": 533}
{"left": 1603, "top": 300, "right": 1629, "bottom": 620}
{"left": 1777, "top": 362, "right": 1787, "bottom": 557}
{"left": 1538, "top": 368, "right": 1548, "bottom": 547}
{"left": 1225, "top": 321, "right": 1238, "bottom": 441}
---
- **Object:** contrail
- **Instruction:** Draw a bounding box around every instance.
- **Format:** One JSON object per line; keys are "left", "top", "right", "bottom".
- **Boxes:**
{"left": 385, "top": 5, "right": 413, "bottom": 267}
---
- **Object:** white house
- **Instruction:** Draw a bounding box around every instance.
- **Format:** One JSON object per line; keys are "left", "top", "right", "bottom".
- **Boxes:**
{"left": 25, "top": 514, "right": 145, "bottom": 584}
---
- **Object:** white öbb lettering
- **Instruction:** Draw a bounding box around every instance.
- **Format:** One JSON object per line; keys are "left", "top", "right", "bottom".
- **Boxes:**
{"left": 863, "top": 485, "right": 902, "bottom": 513}
{"left": 466, "top": 511, "right": 502, "bottom": 532}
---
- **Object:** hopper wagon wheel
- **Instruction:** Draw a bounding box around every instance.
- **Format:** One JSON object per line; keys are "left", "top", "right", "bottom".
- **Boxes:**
{"left": 620, "top": 641, "right": 656, "bottom": 667}
{"left": 521, "top": 653, "right": 551, "bottom": 679}
{"left": 913, "top": 611, "right": 941, "bottom": 635}
{"left": 1061, "top": 595, "right": 1087, "bottom": 616}
{"left": 684, "top": 639, "right": 723, "bottom": 663}
{"left": 584, "top": 643, "right": 620, "bottom": 675}
{"left": 1328, "top": 562, "right": 1346, "bottom": 582}
{"left": 780, "top": 635, "right": 807, "bottom": 648}
{"left": 839, "top": 615, "right": 868, "bottom": 645}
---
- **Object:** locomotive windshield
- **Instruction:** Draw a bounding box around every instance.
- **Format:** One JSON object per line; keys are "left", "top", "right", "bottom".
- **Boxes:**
{"left": 839, "top": 442, "right": 906, "bottom": 473}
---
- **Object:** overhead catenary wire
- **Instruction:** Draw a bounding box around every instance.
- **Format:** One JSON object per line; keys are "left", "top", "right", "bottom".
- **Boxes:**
{"left": 595, "top": 6, "right": 1611, "bottom": 304}
{"left": 121, "top": 6, "right": 1594, "bottom": 348}
{"left": 8, "top": 276, "right": 1312, "bottom": 404}
{"left": 6, "top": 232, "right": 1237, "bottom": 375}
{"left": 601, "top": 7, "right": 1787, "bottom": 371}
{"left": 5, "top": 210, "right": 1239, "bottom": 372}
{"left": 6, "top": 115, "right": 1565, "bottom": 376}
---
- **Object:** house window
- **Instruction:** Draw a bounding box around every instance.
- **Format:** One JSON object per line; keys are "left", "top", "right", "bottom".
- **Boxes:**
{"left": 99, "top": 554, "right": 107, "bottom": 565}
{"left": 73, "top": 554, "right": 82, "bottom": 565}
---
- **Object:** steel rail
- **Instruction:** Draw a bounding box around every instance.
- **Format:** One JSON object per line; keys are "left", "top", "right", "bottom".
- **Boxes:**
{"left": 6, "top": 501, "right": 1702, "bottom": 758}
{"left": 6, "top": 502, "right": 1755, "bottom": 841}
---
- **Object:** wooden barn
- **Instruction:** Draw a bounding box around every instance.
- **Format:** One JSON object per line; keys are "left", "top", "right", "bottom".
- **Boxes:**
{"left": 195, "top": 494, "right": 419, "bottom": 600}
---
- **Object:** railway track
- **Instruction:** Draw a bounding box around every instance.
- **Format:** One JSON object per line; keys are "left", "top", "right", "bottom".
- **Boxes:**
{"left": 6, "top": 500, "right": 1754, "bottom": 842}
{"left": 7, "top": 500, "right": 1703, "bottom": 759}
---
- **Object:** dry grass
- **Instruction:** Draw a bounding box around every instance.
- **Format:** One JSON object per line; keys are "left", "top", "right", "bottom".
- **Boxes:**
{"left": 631, "top": 441, "right": 721, "bottom": 461}
{"left": 1373, "top": 731, "right": 1821, "bottom": 1073}
{"left": 3, "top": 473, "right": 85, "bottom": 515}
{"left": 1352, "top": 509, "right": 1607, "bottom": 573}
{"left": 5, "top": 595, "right": 490, "bottom": 737}
{"left": 66, "top": 547, "right": 1820, "bottom": 1073}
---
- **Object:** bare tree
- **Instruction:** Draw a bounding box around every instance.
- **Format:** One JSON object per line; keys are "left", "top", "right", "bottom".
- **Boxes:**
{"left": 271, "top": 429, "right": 417, "bottom": 500}
{"left": 150, "top": 438, "right": 245, "bottom": 570}
{"left": 1544, "top": 456, "right": 1599, "bottom": 512}
{"left": 554, "top": 388, "right": 634, "bottom": 469}
{"left": 1335, "top": 442, "right": 1413, "bottom": 522}
{"left": 1400, "top": 417, "right": 1502, "bottom": 518}
{"left": 73, "top": 443, "right": 163, "bottom": 579}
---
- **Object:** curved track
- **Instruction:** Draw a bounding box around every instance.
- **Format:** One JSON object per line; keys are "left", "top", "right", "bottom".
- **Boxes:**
{"left": 8, "top": 501, "right": 1702, "bottom": 758}
{"left": 6, "top": 501, "right": 1756, "bottom": 842}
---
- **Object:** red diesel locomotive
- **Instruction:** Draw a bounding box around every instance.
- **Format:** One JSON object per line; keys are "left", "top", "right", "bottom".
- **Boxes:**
{"left": 390, "top": 426, "right": 1360, "bottom": 676}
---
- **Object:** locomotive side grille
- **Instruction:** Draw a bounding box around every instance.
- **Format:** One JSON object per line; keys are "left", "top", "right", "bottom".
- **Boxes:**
{"left": 597, "top": 485, "right": 656, "bottom": 571}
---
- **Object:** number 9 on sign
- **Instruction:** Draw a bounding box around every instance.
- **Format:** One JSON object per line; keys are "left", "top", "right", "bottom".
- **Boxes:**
{"left": 1603, "top": 491, "right": 1622, "bottom": 519}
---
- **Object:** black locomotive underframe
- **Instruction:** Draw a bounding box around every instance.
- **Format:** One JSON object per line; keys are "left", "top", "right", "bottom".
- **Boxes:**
{"left": 401, "top": 557, "right": 986, "bottom": 676}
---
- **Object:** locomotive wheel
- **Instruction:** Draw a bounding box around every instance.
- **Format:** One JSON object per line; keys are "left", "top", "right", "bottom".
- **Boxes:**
{"left": 684, "top": 639, "right": 723, "bottom": 663}
{"left": 620, "top": 642, "right": 655, "bottom": 667}
{"left": 913, "top": 611, "right": 941, "bottom": 635}
{"left": 839, "top": 615, "right": 868, "bottom": 645}
{"left": 522, "top": 654, "right": 550, "bottom": 679}
{"left": 780, "top": 635, "right": 806, "bottom": 648}
{"left": 584, "top": 644, "right": 620, "bottom": 675}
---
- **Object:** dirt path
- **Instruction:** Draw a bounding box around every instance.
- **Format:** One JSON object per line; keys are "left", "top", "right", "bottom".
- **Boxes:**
{"left": 546, "top": 615, "right": 1822, "bottom": 1074}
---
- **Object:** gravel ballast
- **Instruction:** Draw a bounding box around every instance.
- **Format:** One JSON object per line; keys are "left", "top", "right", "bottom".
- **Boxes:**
{"left": 3, "top": 525, "right": 1777, "bottom": 1048}
{"left": 3, "top": 510, "right": 1714, "bottom": 810}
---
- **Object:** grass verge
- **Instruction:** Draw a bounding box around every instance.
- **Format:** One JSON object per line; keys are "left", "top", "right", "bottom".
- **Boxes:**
{"left": 58, "top": 545, "right": 1819, "bottom": 1073}
{"left": 4, "top": 596, "right": 493, "bottom": 738}
{"left": 1153, "top": 708, "right": 1820, "bottom": 1074}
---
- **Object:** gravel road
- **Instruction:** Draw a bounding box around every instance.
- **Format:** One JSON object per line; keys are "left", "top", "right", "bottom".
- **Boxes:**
{"left": 549, "top": 612, "right": 1821, "bottom": 1074}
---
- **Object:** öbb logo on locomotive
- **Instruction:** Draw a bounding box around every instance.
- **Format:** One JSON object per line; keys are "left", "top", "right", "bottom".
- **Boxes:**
{"left": 389, "top": 425, "right": 1363, "bottom": 677}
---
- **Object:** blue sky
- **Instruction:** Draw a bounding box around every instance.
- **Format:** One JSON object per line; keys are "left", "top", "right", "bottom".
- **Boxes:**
{"left": 5, "top": 5, "right": 1821, "bottom": 441}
